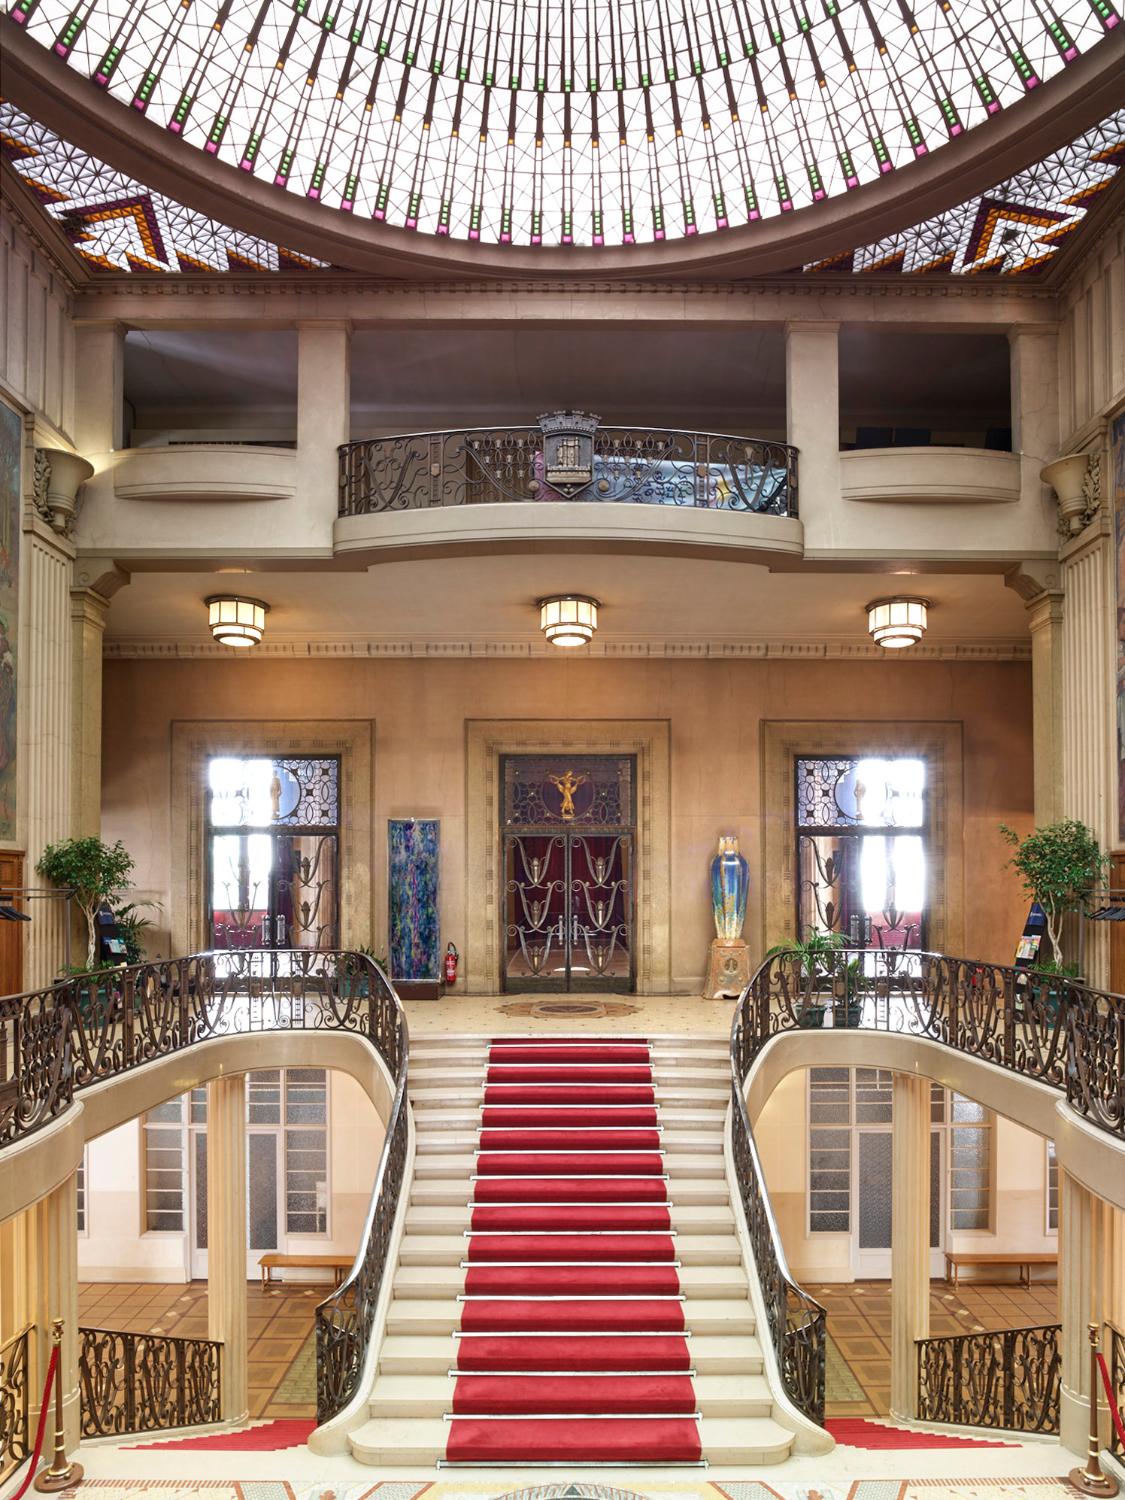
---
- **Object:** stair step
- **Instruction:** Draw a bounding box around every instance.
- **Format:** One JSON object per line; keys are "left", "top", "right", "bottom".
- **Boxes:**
{"left": 413, "top": 1107, "right": 721, "bottom": 1132}
{"left": 411, "top": 1086, "right": 728, "bottom": 1109}
{"left": 415, "top": 1128, "right": 720, "bottom": 1155}
{"left": 411, "top": 1066, "right": 726, "bottom": 1088}
{"left": 397, "top": 1233, "right": 744, "bottom": 1267}
{"left": 409, "top": 1177, "right": 728, "bottom": 1207}
{"left": 385, "top": 1296, "right": 754, "bottom": 1337}
{"left": 348, "top": 1413, "right": 793, "bottom": 1465}
{"left": 368, "top": 1371, "right": 773, "bottom": 1419}
{"left": 413, "top": 1152, "right": 726, "bottom": 1180}
{"left": 377, "top": 1331, "right": 764, "bottom": 1377}
{"left": 404, "top": 1204, "right": 735, "bottom": 1233}
{"left": 393, "top": 1263, "right": 748, "bottom": 1298}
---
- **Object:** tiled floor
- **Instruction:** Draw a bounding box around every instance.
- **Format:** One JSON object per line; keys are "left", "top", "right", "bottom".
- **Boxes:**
{"left": 811, "top": 1279, "right": 1060, "bottom": 1417}
{"left": 403, "top": 990, "right": 737, "bottom": 1034}
{"left": 78, "top": 1282, "right": 320, "bottom": 1418}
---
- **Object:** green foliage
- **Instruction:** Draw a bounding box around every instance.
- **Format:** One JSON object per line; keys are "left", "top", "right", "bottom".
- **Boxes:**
{"left": 1000, "top": 819, "right": 1106, "bottom": 966}
{"left": 765, "top": 930, "right": 847, "bottom": 978}
{"left": 36, "top": 836, "right": 135, "bottom": 970}
{"left": 113, "top": 900, "right": 161, "bottom": 966}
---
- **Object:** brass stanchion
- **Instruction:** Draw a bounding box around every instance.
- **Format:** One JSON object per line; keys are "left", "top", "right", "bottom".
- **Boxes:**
{"left": 1068, "top": 1323, "right": 1119, "bottom": 1498}
{"left": 33, "top": 1318, "right": 84, "bottom": 1493}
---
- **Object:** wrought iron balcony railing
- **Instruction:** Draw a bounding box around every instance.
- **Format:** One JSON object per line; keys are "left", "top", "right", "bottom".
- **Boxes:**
{"left": 339, "top": 416, "right": 797, "bottom": 518}
{"left": 0, "top": 1322, "right": 31, "bottom": 1485}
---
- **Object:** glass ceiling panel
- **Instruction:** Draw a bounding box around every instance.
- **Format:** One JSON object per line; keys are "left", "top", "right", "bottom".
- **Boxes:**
{"left": 1, "top": 100, "right": 1119, "bottom": 273}
{"left": 5, "top": 0, "right": 1119, "bottom": 248}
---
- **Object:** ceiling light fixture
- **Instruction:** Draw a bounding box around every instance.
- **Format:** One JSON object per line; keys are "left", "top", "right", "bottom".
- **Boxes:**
{"left": 205, "top": 595, "right": 270, "bottom": 648}
{"left": 538, "top": 595, "right": 600, "bottom": 648}
{"left": 866, "top": 597, "right": 930, "bottom": 650}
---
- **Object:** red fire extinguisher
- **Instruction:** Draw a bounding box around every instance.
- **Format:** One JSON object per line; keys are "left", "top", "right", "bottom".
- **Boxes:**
{"left": 444, "top": 942, "right": 459, "bottom": 987}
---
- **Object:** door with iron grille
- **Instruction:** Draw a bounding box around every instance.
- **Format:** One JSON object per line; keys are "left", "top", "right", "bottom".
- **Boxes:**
{"left": 501, "top": 755, "right": 635, "bottom": 992}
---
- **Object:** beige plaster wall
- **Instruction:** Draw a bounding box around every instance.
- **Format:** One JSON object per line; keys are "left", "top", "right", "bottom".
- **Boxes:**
{"left": 102, "top": 655, "right": 1034, "bottom": 989}
{"left": 1058, "top": 213, "right": 1125, "bottom": 446}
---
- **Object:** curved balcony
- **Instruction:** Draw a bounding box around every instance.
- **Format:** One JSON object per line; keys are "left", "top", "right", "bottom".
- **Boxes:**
{"left": 112, "top": 444, "right": 297, "bottom": 503}
{"left": 336, "top": 420, "right": 801, "bottom": 562}
{"left": 839, "top": 446, "right": 1020, "bottom": 505}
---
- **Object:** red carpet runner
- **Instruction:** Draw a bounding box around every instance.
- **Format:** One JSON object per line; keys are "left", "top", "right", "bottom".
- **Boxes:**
{"left": 444, "top": 1037, "right": 703, "bottom": 1465}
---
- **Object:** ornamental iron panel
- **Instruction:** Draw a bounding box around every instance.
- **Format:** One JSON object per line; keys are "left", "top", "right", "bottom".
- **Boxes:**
{"left": 917, "top": 1323, "right": 1061, "bottom": 1433}
{"left": 0, "top": 1322, "right": 31, "bottom": 1485}
{"left": 504, "top": 832, "right": 633, "bottom": 992}
{"left": 79, "top": 1326, "right": 222, "bottom": 1437}
{"left": 503, "top": 754, "right": 633, "bottom": 828}
{"left": 340, "top": 419, "right": 796, "bottom": 517}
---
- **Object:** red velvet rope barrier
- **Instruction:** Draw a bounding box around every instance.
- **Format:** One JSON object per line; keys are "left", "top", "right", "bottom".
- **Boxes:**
{"left": 1096, "top": 1350, "right": 1125, "bottom": 1451}
{"left": 11, "top": 1342, "right": 59, "bottom": 1500}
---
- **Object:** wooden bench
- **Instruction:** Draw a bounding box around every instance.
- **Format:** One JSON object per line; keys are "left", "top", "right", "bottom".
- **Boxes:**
{"left": 944, "top": 1251, "right": 1058, "bottom": 1288}
{"left": 258, "top": 1253, "right": 354, "bottom": 1289}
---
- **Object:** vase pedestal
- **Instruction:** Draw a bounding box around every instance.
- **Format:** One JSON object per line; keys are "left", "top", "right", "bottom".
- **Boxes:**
{"left": 703, "top": 939, "right": 752, "bottom": 999}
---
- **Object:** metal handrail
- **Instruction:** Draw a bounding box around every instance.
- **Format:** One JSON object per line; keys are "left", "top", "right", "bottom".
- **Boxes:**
{"left": 0, "top": 1320, "right": 33, "bottom": 1484}
{"left": 916, "top": 1322, "right": 1061, "bottom": 1433}
{"left": 78, "top": 1325, "right": 222, "bottom": 1437}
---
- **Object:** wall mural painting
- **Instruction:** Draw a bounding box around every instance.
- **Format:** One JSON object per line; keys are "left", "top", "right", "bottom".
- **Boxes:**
{"left": 0, "top": 402, "right": 19, "bottom": 841}
{"left": 388, "top": 818, "right": 440, "bottom": 981}
{"left": 1115, "top": 411, "right": 1125, "bottom": 845}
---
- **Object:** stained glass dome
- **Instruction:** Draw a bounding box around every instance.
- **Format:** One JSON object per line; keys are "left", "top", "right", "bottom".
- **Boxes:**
{"left": 6, "top": 0, "right": 1119, "bottom": 247}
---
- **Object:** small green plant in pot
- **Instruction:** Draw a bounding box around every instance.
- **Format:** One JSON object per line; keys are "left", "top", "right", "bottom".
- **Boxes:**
{"left": 36, "top": 836, "right": 135, "bottom": 973}
{"left": 764, "top": 931, "right": 848, "bottom": 1027}
{"left": 1000, "top": 819, "right": 1106, "bottom": 980}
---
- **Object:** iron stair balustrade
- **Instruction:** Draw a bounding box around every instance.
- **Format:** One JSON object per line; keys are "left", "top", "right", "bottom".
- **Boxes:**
{"left": 0, "top": 1321, "right": 32, "bottom": 1484}
{"left": 338, "top": 425, "right": 798, "bottom": 517}
{"left": 731, "top": 946, "right": 1125, "bottom": 1436}
{"left": 77, "top": 1326, "right": 222, "bottom": 1437}
{"left": 916, "top": 1322, "right": 1062, "bottom": 1433}
{"left": 0, "top": 948, "right": 407, "bottom": 1426}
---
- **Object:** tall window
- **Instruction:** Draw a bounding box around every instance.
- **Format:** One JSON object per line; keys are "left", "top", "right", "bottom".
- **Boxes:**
{"left": 143, "top": 1070, "right": 329, "bottom": 1238}
{"left": 808, "top": 1067, "right": 992, "bottom": 1239}
{"left": 1046, "top": 1140, "right": 1059, "bottom": 1232}
{"left": 795, "top": 756, "right": 927, "bottom": 949}
{"left": 207, "top": 756, "right": 340, "bottom": 950}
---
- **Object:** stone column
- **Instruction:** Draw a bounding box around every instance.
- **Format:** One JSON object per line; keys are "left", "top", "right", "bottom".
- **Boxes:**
{"left": 70, "top": 562, "right": 129, "bottom": 839}
{"left": 207, "top": 1073, "right": 248, "bottom": 1423}
{"left": 71, "top": 323, "right": 125, "bottom": 457}
{"left": 785, "top": 322, "right": 839, "bottom": 545}
{"left": 1060, "top": 510, "right": 1114, "bottom": 987}
{"left": 22, "top": 513, "right": 76, "bottom": 986}
{"left": 890, "top": 1072, "right": 930, "bottom": 1421}
{"left": 2, "top": 1177, "right": 82, "bottom": 1451}
{"left": 1059, "top": 1169, "right": 1100, "bottom": 1455}
{"left": 1008, "top": 325, "right": 1060, "bottom": 519}
{"left": 297, "top": 322, "right": 351, "bottom": 536}
{"left": 1005, "top": 561, "right": 1065, "bottom": 826}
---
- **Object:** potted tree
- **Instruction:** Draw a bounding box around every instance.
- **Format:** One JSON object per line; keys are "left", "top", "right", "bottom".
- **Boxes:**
{"left": 999, "top": 819, "right": 1106, "bottom": 999}
{"left": 764, "top": 931, "right": 849, "bottom": 1027}
{"left": 36, "top": 836, "right": 136, "bottom": 974}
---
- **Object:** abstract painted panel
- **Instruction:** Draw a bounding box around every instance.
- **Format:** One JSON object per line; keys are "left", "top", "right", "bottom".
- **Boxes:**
{"left": 388, "top": 819, "right": 440, "bottom": 981}
{"left": 0, "top": 402, "right": 19, "bottom": 841}
{"left": 1114, "top": 412, "right": 1125, "bottom": 841}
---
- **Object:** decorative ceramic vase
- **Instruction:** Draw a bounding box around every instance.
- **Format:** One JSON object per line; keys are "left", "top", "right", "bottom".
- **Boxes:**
{"left": 711, "top": 835, "right": 749, "bottom": 941}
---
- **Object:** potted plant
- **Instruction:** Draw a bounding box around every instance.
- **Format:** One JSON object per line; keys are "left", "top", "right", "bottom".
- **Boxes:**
{"left": 1000, "top": 819, "right": 1106, "bottom": 978}
{"left": 113, "top": 900, "right": 161, "bottom": 965}
{"left": 764, "top": 931, "right": 848, "bottom": 1027}
{"left": 36, "top": 836, "right": 136, "bottom": 974}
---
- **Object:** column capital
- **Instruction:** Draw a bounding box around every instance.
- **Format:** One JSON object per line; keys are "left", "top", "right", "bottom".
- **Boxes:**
{"left": 72, "top": 556, "right": 131, "bottom": 604}
{"left": 784, "top": 319, "right": 840, "bottom": 337}
{"left": 1004, "top": 558, "right": 1063, "bottom": 604}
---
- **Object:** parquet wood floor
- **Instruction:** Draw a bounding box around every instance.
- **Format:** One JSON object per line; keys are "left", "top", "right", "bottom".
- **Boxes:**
{"left": 810, "top": 1278, "right": 1059, "bottom": 1417}
{"left": 78, "top": 1281, "right": 321, "bottom": 1419}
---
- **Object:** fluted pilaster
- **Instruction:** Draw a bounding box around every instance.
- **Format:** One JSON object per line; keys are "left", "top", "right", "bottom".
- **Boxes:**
{"left": 23, "top": 517, "right": 75, "bottom": 985}
{"left": 890, "top": 1072, "right": 930, "bottom": 1421}
{"left": 207, "top": 1073, "right": 248, "bottom": 1423}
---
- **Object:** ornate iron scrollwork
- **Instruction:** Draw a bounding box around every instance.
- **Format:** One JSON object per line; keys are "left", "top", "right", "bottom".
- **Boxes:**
{"left": 917, "top": 1324, "right": 1061, "bottom": 1433}
{"left": 0, "top": 1322, "right": 31, "bottom": 1484}
{"left": 339, "top": 422, "right": 797, "bottom": 517}
{"left": 78, "top": 1326, "right": 222, "bottom": 1437}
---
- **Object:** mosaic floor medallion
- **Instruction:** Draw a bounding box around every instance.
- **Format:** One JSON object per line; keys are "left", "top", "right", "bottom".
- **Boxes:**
{"left": 498, "top": 999, "right": 641, "bottom": 1019}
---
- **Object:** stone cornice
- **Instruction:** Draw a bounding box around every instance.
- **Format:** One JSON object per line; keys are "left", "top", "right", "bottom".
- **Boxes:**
{"left": 103, "top": 637, "right": 1031, "bottom": 662}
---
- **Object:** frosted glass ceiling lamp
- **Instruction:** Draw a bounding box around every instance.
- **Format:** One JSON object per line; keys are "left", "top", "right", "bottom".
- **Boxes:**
{"left": 538, "top": 595, "right": 599, "bottom": 648}
{"left": 866, "top": 597, "right": 930, "bottom": 650}
{"left": 205, "top": 595, "right": 270, "bottom": 648}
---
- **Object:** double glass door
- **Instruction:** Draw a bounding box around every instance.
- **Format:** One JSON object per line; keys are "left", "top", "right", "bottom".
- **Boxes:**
{"left": 502, "top": 756, "right": 635, "bottom": 992}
